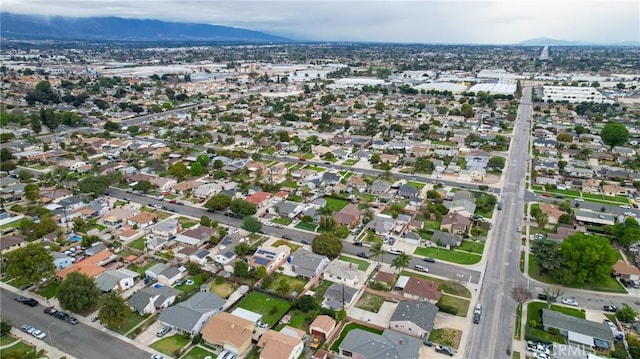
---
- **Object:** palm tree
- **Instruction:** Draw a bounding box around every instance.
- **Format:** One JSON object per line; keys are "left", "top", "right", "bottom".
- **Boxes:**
{"left": 318, "top": 206, "right": 334, "bottom": 231}
{"left": 369, "top": 240, "right": 384, "bottom": 265}
{"left": 301, "top": 186, "right": 311, "bottom": 204}
{"left": 391, "top": 252, "right": 411, "bottom": 274}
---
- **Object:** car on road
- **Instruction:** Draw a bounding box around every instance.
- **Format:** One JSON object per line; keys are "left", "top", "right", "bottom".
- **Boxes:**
{"left": 22, "top": 298, "right": 39, "bottom": 307}
{"left": 414, "top": 264, "right": 429, "bottom": 272}
{"left": 516, "top": 226, "right": 522, "bottom": 233}
{"left": 14, "top": 296, "right": 26, "bottom": 302}
{"left": 282, "top": 235, "right": 293, "bottom": 240}
{"left": 357, "top": 252, "right": 369, "bottom": 259}
{"left": 43, "top": 306, "right": 57, "bottom": 315}
{"left": 542, "top": 193, "right": 551, "bottom": 197}
{"left": 67, "top": 317, "right": 79, "bottom": 325}
{"left": 301, "top": 239, "right": 310, "bottom": 245}
{"left": 353, "top": 241, "right": 363, "bottom": 247}
{"left": 54, "top": 311, "right": 70, "bottom": 320}
{"left": 21, "top": 325, "right": 35, "bottom": 334}
{"left": 388, "top": 248, "right": 402, "bottom": 255}
{"left": 472, "top": 303, "right": 482, "bottom": 324}
{"left": 435, "top": 344, "right": 455, "bottom": 356}
{"left": 156, "top": 326, "right": 171, "bottom": 337}
{"left": 620, "top": 205, "right": 631, "bottom": 209}
{"left": 624, "top": 212, "right": 637, "bottom": 217}
{"left": 32, "top": 329, "right": 47, "bottom": 340}
{"left": 150, "top": 355, "right": 165, "bottom": 359}
{"left": 561, "top": 297, "right": 579, "bottom": 306}
{"left": 422, "top": 257, "right": 436, "bottom": 263}
{"left": 603, "top": 305, "right": 617, "bottom": 312}
{"left": 574, "top": 198, "right": 584, "bottom": 202}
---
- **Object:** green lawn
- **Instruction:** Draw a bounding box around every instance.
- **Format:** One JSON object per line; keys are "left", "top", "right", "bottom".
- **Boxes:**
{"left": 237, "top": 291, "right": 291, "bottom": 326}
{"left": 302, "top": 153, "right": 315, "bottom": 159}
{"left": 279, "top": 181, "right": 299, "bottom": 189}
{"left": 400, "top": 271, "right": 471, "bottom": 298}
{"left": 128, "top": 237, "right": 146, "bottom": 251}
{"left": 407, "top": 181, "right": 426, "bottom": 190}
{"left": 115, "top": 312, "right": 146, "bottom": 334}
{"left": 324, "top": 197, "right": 349, "bottom": 212}
{"left": 263, "top": 273, "right": 307, "bottom": 297}
{"left": 295, "top": 222, "right": 318, "bottom": 232}
{"left": 0, "top": 335, "right": 17, "bottom": 346}
{"left": 361, "top": 194, "right": 376, "bottom": 202}
{"left": 437, "top": 294, "right": 470, "bottom": 317}
{"left": 339, "top": 255, "right": 370, "bottom": 271}
{"left": 37, "top": 281, "right": 60, "bottom": 299}
{"left": 414, "top": 247, "right": 482, "bottom": 265}
{"left": 150, "top": 334, "right": 190, "bottom": 355}
{"left": 528, "top": 255, "right": 626, "bottom": 293}
{"left": 287, "top": 194, "right": 303, "bottom": 202}
{"left": 284, "top": 309, "right": 309, "bottom": 330}
{"left": 128, "top": 260, "right": 158, "bottom": 275}
{"left": 428, "top": 328, "right": 463, "bottom": 349}
{"left": 527, "top": 302, "right": 585, "bottom": 323}
{"left": 272, "top": 217, "right": 292, "bottom": 225}
{"left": 456, "top": 240, "right": 485, "bottom": 255}
{"left": 313, "top": 279, "right": 333, "bottom": 300}
{"left": 303, "top": 165, "right": 325, "bottom": 172}
{"left": 422, "top": 220, "right": 441, "bottom": 231}
{"left": 342, "top": 159, "right": 359, "bottom": 166}
{"left": 330, "top": 323, "right": 383, "bottom": 352}
{"left": 273, "top": 239, "right": 300, "bottom": 252}
{"left": 181, "top": 346, "right": 217, "bottom": 359}
{"left": 175, "top": 274, "right": 205, "bottom": 293}
{"left": 0, "top": 341, "right": 36, "bottom": 358}
{"left": 355, "top": 293, "right": 384, "bottom": 313}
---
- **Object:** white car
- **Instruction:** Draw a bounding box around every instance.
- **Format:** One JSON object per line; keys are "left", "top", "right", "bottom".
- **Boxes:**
{"left": 620, "top": 205, "right": 631, "bottom": 209}
{"left": 32, "top": 329, "right": 46, "bottom": 340}
{"left": 574, "top": 198, "right": 584, "bottom": 202}
{"left": 388, "top": 248, "right": 402, "bottom": 255}
{"left": 561, "top": 297, "right": 579, "bottom": 306}
{"left": 624, "top": 212, "right": 637, "bottom": 217}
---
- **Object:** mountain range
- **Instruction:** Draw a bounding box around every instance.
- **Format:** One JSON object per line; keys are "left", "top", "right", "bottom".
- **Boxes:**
{"left": 0, "top": 12, "right": 289, "bottom": 42}
{"left": 517, "top": 37, "right": 640, "bottom": 47}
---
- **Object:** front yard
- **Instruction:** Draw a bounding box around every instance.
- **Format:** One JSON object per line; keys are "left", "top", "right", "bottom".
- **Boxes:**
{"left": 324, "top": 197, "right": 349, "bottom": 212}
{"left": 528, "top": 255, "right": 626, "bottom": 293}
{"left": 339, "top": 255, "right": 370, "bottom": 271}
{"left": 414, "top": 247, "right": 482, "bottom": 265}
{"left": 355, "top": 293, "right": 384, "bottom": 313}
{"left": 150, "top": 334, "right": 190, "bottom": 355}
{"left": 236, "top": 291, "right": 291, "bottom": 326}
{"left": 342, "top": 159, "right": 359, "bottom": 166}
{"left": 437, "top": 294, "right": 470, "bottom": 317}
{"left": 115, "top": 312, "right": 147, "bottom": 335}
{"left": 128, "top": 237, "right": 146, "bottom": 251}
{"left": 400, "top": 270, "right": 471, "bottom": 299}
{"left": 456, "top": 240, "right": 485, "bottom": 255}
{"left": 428, "top": 328, "right": 463, "bottom": 349}
{"left": 181, "top": 346, "right": 217, "bottom": 359}
{"left": 37, "top": 281, "right": 60, "bottom": 299}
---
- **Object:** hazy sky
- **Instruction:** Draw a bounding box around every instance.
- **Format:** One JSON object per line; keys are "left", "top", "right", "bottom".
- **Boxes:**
{"left": 3, "top": 0, "right": 639, "bottom": 43}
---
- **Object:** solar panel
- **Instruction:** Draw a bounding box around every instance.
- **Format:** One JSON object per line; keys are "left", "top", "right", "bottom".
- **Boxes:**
{"left": 254, "top": 257, "right": 271, "bottom": 266}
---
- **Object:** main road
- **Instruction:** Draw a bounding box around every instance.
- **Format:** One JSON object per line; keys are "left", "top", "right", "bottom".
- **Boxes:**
{"left": 0, "top": 288, "right": 152, "bottom": 359}
{"left": 108, "top": 188, "right": 482, "bottom": 284}
{"left": 466, "top": 87, "right": 533, "bottom": 359}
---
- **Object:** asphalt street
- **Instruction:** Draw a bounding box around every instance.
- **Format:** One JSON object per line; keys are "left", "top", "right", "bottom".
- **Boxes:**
{"left": 108, "top": 188, "right": 482, "bottom": 284}
{"left": 0, "top": 289, "right": 152, "bottom": 359}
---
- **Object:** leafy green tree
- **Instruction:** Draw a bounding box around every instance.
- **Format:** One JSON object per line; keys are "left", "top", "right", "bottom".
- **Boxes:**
{"left": 234, "top": 242, "right": 251, "bottom": 257}
{"left": 103, "top": 121, "right": 119, "bottom": 131}
{"left": 294, "top": 295, "right": 320, "bottom": 312}
{"left": 531, "top": 238, "right": 563, "bottom": 274}
{"left": 132, "top": 180, "right": 153, "bottom": 193}
{"left": 242, "top": 216, "right": 262, "bottom": 233}
{"left": 204, "top": 193, "right": 232, "bottom": 211}
{"left": 189, "top": 161, "right": 205, "bottom": 176}
{"left": 72, "top": 217, "right": 88, "bottom": 233}
{"left": 30, "top": 114, "right": 42, "bottom": 134}
{"left": 168, "top": 162, "right": 189, "bottom": 180}
{"left": 196, "top": 154, "right": 210, "bottom": 167}
{"left": 461, "top": 103, "right": 474, "bottom": 118}
{"left": 252, "top": 266, "right": 267, "bottom": 281}
{"left": 98, "top": 292, "right": 130, "bottom": 329}
{"left": 574, "top": 125, "right": 588, "bottom": 135}
{"left": 369, "top": 240, "right": 384, "bottom": 265}
{"left": 5, "top": 243, "right": 55, "bottom": 288}
{"left": 276, "top": 278, "right": 291, "bottom": 295}
{"left": 0, "top": 321, "right": 11, "bottom": 336}
{"left": 230, "top": 199, "right": 257, "bottom": 216}
{"left": 487, "top": 156, "right": 506, "bottom": 171}
{"left": 24, "top": 183, "right": 40, "bottom": 202}
{"left": 558, "top": 233, "right": 617, "bottom": 285}
{"left": 0, "top": 148, "right": 13, "bottom": 162}
{"left": 57, "top": 272, "right": 100, "bottom": 313}
{"left": 77, "top": 175, "right": 111, "bottom": 194}
{"left": 311, "top": 232, "right": 343, "bottom": 259}
{"left": 616, "top": 305, "right": 638, "bottom": 323}
{"left": 363, "top": 116, "right": 380, "bottom": 140}
{"left": 600, "top": 123, "right": 630, "bottom": 149}
{"left": 200, "top": 215, "right": 212, "bottom": 227}
{"left": 556, "top": 133, "right": 573, "bottom": 142}
{"left": 233, "top": 260, "right": 249, "bottom": 278}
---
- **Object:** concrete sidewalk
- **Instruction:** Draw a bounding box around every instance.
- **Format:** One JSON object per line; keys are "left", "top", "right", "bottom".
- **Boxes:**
{"left": 7, "top": 327, "right": 79, "bottom": 359}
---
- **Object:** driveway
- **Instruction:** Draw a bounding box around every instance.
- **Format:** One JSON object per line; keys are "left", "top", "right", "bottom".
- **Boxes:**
{"left": 136, "top": 320, "right": 165, "bottom": 346}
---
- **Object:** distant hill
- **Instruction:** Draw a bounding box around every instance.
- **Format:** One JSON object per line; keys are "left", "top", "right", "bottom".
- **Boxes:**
{"left": 517, "top": 37, "right": 639, "bottom": 47}
{"left": 0, "top": 12, "right": 289, "bottom": 42}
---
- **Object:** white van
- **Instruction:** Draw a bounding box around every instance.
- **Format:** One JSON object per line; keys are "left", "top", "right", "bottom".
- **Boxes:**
{"left": 414, "top": 264, "right": 428, "bottom": 272}
{"left": 388, "top": 248, "right": 402, "bottom": 255}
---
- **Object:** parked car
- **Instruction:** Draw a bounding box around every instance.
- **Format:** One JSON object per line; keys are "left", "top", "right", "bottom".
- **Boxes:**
{"left": 23, "top": 298, "right": 39, "bottom": 307}
{"left": 353, "top": 241, "right": 363, "bottom": 246}
{"left": 21, "top": 325, "right": 35, "bottom": 334}
{"left": 54, "top": 311, "right": 70, "bottom": 320}
{"left": 414, "top": 264, "right": 429, "bottom": 273}
{"left": 156, "top": 326, "right": 171, "bottom": 337}
{"left": 14, "top": 296, "right": 26, "bottom": 302}
{"left": 67, "top": 317, "right": 79, "bottom": 325}
{"left": 561, "top": 297, "right": 578, "bottom": 306}
{"left": 537, "top": 293, "right": 549, "bottom": 301}
{"left": 43, "top": 306, "right": 57, "bottom": 315}
{"left": 32, "top": 329, "right": 46, "bottom": 340}
{"left": 301, "top": 239, "right": 310, "bottom": 245}
{"left": 435, "top": 344, "right": 455, "bottom": 356}
{"left": 422, "top": 257, "right": 436, "bottom": 263}
{"left": 603, "top": 305, "right": 617, "bottom": 312}
{"left": 388, "top": 248, "right": 402, "bottom": 255}
{"left": 357, "top": 252, "right": 369, "bottom": 259}
{"left": 150, "top": 355, "right": 165, "bottom": 359}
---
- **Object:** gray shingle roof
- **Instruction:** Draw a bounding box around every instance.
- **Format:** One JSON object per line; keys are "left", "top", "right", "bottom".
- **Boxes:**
{"left": 128, "top": 285, "right": 181, "bottom": 313}
{"left": 390, "top": 301, "right": 438, "bottom": 333}
{"left": 339, "top": 329, "right": 422, "bottom": 359}
{"left": 158, "top": 292, "right": 225, "bottom": 333}
{"left": 542, "top": 309, "right": 614, "bottom": 343}
{"left": 324, "top": 283, "right": 358, "bottom": 310}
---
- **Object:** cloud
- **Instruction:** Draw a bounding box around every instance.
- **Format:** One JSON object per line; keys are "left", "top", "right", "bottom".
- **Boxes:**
{"left": 2, "top": 0, "right": 639, "bottom": 43}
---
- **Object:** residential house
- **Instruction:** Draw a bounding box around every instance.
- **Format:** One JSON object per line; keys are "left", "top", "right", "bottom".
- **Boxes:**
{"left": 338, "top": 329, "right": 422, "bottom": 359}
{"left": 323, "top": 260, "right": 359, "bottom": 287}
{"left": 145, "top": 264, "right": 187, "bottom": 286}
{"left": 127, "top": 212, "right": 158, "bottom": 229}
{"left": 245, "top": 191, "right": 272, "bottom": 208}
{"left": 95, "top": 268, "right": 139, "bottom": 292}
{"left": 333, "top": 203, "right": 361, "bottom": 228}
{"left": 347, "top": 175, "right": 368, "bottom": 193}
{"left": 128, "top": 285, "right": 181, "bottom": 315}
{"left": 379, "top": 153, "right": 399, "bottom": 164}
{"left": 201, "top": 312, "right": 255, "bottom": 355}
{"left": 150, "top": 218, "right": 180, "bottom": 237}
{"left": 321, "top": 172, "right": 341, "bottom": 186}
{"left": 52, "top": 252, "right": 75, "bottom": 271}
{"left": 174, "top": 226, "right": 217, "bottom": 247}
{"left": 0, "top": 235, "right": 26, "bottom": 254}
{"left": 173, "top": 180, "right": 206, "bottom": 195}
{"left": 369, "top": 180, "right": 391, "bottom": 194}
{"left": 389, "top": 301, "right": 439, "bottom": 339}
{"left": 100, "top": 207, "right": 139, "bottom": 227}
{"left": 190, "top": 250, "right": 212, "bottom": 265}
{"left": 398, "top": 184, "right": 419, "bottom": 199}
{"left": 309, "top": 315, "right": 336, "bottom": 339}
{"left": 149, "top": 177, "right": 177, "bottom": 192}
{"left": 290, "top": 250, "right": 329, "bottom": 279}
{"left": 249, "top": 244, "right": 291, "bottom": 273}
{"left": 575, "top": 210, "right": 615, "bottom": 226}
{"left": 56, "top": 250, "right": 116, "bottom": 280}
{"left": 323, "top": 283, "right": 359, "bottom": 310}
{"left": 399, "top": 276, "right": 442, "bottom": 303}
{"left": 440, "top": 213, "right": 472, "bottom": 234}
{"left": 542, "top": 309, "right": 614, "bottom": 350}
{"left": 257, "top": 329, "right": 304, "bottom": 359}
{"left": 367, "top": 214, "right": 396, "bottom": 236}
{"left": 194, "top": 183, "right": 222, "bottom": 200}
{"left": 612, "top": 260, "right": 640, "bottom": 281}
{"left": 428, "top": 231, "right": 463, "bottom": 249}
{"left": 159, "top": 292, "right": 226, "bottom": 336}
{"left": 270, "top": 201, "right": 305, "bottom": 219}
{"left": 602, "top": 184, "right": 628, "bottom": 197}
{"left": 444, "top": 199, "right": 476, "bottom": 218}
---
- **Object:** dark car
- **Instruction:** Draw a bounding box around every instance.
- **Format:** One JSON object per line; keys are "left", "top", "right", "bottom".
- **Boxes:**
{"left": 537, "top": 293, "right": 548, "bottom": 301}
{"left": 23, "top": 298, "right": 39, "bottom": 307}
{"left": 301, "top": 239, "right": 310, "bottom": 245}
{"left": 54, "top": 311, "right": 69, "bottom": 321}
{"left": 603, "top": 305, "right": 617, "bottom": 312}
{"left": 353, "top": 241, "right": 363, "bottom": 247}
{"left": 282, "top": 235, "right": 293, "bottom": 240}
{"left": 423, "top": 257, "right": 436, "bottom": 263}
{"left": 357, "top": 252, "right": 369, "bottom": 259}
